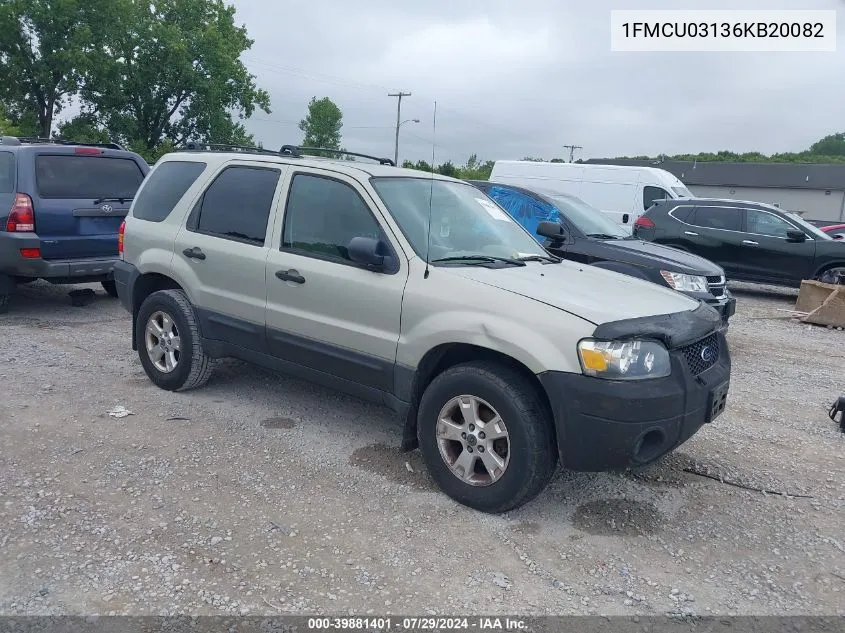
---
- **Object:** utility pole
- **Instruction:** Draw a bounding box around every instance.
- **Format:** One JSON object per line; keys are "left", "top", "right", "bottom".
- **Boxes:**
{"left": 388, "top": 91, "right": 412, "bottom": 165}
{"left": 562, "top": 144, "right": 583, "bottom": 163}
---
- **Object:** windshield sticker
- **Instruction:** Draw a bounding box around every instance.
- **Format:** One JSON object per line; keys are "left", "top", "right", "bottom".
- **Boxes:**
{"left": 474, "top": 197, "right": 511, "bottom": 222}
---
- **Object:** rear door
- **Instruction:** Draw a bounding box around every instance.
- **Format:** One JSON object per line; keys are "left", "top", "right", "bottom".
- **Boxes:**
{"left": 26, "top": 148, "right": 147, "bottom": 260}
{"left": 682, "top": 205, "right": 745, "bottom": 276}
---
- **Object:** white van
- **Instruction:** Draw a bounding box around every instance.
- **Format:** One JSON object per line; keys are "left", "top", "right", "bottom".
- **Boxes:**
{"left": 488, "top": 161, "right": 694, "bottom": 230}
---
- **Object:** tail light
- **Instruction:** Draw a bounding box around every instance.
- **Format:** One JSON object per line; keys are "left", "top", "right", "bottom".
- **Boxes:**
{"left": 118, "top": 220, "right": 126, "bottom": 257}
{"left": 634, "top": 216, "right": 655, "bottom": 229}
{"left": 6, "top": 193, "right": 35, "bottom": 232}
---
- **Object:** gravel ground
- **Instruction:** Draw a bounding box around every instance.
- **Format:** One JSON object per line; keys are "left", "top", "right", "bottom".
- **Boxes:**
{"left": 0, "top": 280, "right": 843, "bottom": 616}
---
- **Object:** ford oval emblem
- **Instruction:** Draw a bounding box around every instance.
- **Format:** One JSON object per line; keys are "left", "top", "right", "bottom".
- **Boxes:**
{"left": 700, "top": 345, "right": 716, "bottom": 363}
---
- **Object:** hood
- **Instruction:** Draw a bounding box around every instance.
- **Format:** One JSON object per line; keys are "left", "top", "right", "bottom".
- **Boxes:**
{"left": 594, "top": 239, "right": 724, "bottom": 276}
{"left": 446, "top": 260, "right": 700, "bottom": 326}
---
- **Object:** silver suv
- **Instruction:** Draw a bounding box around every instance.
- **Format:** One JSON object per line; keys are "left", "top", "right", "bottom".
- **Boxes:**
{"left": 113, "top": 143, "right": 731, "bottom": 512}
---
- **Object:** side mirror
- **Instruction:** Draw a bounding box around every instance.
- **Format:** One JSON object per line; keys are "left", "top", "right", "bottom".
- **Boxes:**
{"left": 622, "top": 213, "right": 630, "bottom": 224}
{"left": 348, "top": 236, "right": 390, "bottom": 269}
{"left": 537, "top": 221, "right": 568, "bottom": 241}
{"left": 786, "top": 229, "right": 807, "bottom": 242}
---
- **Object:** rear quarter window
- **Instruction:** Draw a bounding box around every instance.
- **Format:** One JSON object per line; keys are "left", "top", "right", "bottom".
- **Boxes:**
{"left": 35, "top": 155, "right": 145, "bottom": 199}
{"left": 668, "top": 205, "right": 694, "bottom": 222}
{"left": 132, "top": 161, "right": 207, "bottom": 222}
{"left": 0, "top": 152, "right": 14, "bottom": 193}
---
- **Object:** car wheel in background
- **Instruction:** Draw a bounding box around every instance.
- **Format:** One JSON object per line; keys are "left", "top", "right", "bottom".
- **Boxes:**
{"left": 417, "top": 361, "right": 557, "bottom": 513}
{"left": 136, "top": 289, "right": 213, "bottom": 391}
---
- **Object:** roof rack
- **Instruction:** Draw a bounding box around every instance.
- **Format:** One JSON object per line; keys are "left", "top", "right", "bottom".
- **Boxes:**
{"left": 281, "top": 145, "right": 395, "bottom": 166}
{"left": 4, "top": 136, "right": 124, "bottom": 150}
{"left": 180, "top": 141, "right": 281, "bottom": 156}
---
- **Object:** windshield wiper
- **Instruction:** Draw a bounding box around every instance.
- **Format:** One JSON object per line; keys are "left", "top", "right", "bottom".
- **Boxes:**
{"left": 431, "top": 255, "right": 526, "bottom": 267}
{"left": 586, "top": 233, "right": 622, "bottom": 240}
{"left": 93, "top": 196, "right": 133, "bottom": 205}
{"left": 517, "top": 254, "right": 561, "bottom": 263}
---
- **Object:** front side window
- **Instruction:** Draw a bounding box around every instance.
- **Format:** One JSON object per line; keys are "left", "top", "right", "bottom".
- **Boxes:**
{"left": 193, "top": 166, "right": 280, "bottom": 245}
{"left": 371, "top": 178, "right": 548, "bottom": 262}
{"left": 692, "top": 206, "right": 742, "bottom": 232}
{"left": 282, "top": 174, "right": 384, "bottom": 263}
{"left": 643, "top": 185, "right": 671, "bottom": 210}
{"left": 746, "top": 208, "right": 793, "bottom": 238}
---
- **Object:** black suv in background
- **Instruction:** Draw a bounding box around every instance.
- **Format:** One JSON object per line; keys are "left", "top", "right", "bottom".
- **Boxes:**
{"left": 469, "top": 181, "right": 736, "bottom": 323}
{"left": 634, "top": 198, "right": 845, "bottom": 286}
{"left": 0, "top": 136, "right": 149, "bottom": 312}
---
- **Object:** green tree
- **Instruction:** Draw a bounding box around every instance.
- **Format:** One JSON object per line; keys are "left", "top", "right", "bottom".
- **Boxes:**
{"left": 809, "top": 133, "right": 845, "bottom": 157}
{"left": 0, "top": 0, "right": 105, "bottom": 137}
{"left": 55, "top": 113, "right": 111, "bottom": 144}
{"left": 80, "top": 0, "right": 270, "bottom": 156}
{"left": 299, "top": 97, "right": 343, "bottom": 154}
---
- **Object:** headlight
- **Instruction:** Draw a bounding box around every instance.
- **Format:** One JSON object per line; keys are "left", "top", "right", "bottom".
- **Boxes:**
{"left": 577, "top": 339, "right": 671, "bottom": 380}
{"left": 660, "top": 271, "right": 708, "bottom": 293}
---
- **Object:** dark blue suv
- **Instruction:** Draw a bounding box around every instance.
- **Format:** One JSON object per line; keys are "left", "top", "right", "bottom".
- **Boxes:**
{"left": 0, "top": 136, "right": 149, "bottom": 312}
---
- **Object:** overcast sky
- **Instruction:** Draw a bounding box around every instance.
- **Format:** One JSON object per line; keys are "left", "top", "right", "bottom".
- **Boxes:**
{"left": 229, "top": 0, "right": 845, "bottom": 166}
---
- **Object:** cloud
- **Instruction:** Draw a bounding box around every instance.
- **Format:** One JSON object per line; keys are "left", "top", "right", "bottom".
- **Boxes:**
{"left": 232, "top": 0, "right": 845, "bottom": 165}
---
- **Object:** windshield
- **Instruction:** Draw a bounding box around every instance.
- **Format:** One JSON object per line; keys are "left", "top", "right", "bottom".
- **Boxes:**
{"left": 672, "top": 185, "right": 693, "bottom": 197}
{"left": 371, "top": 178, "right": 548, "bottom": 262}
{"left": 546, "top": 194, "right": 628, "bottom": 238}
{"left": 786, "top": 212, "right": 833, "bottom": 240}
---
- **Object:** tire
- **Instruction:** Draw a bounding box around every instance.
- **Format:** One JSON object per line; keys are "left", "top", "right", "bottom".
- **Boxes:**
{"left": 0, "top": 294, "right": 9, "bottom": 314}
{"left": 817, "top": 266, "right": 845, "bottom": 285}
{"left": 101, "top": 280, "right": 119, "bottom": 298}
{"left": 417, "top": 361, "right": 557, "bottom": 513}
{"left": 136, "top": 289, "right": 213, "bottom": 391}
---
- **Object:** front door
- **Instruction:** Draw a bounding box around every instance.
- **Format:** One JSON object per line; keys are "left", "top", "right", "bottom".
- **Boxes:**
{"left": 740, "top": 207, "right": 816, "bottom": 282}
{"left": 682, "top": 205, "right": 746, "bottom": 277}
{"left": 264, "top": 169, "right": 408, "bottom": 393}
{"left": 172, "top": 162, "right": 285, "bottom": 351}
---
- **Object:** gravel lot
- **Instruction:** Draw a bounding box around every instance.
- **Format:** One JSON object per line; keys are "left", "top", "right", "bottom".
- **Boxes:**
{"left": 0, "top": 280, "right": 843, "bottom": 616}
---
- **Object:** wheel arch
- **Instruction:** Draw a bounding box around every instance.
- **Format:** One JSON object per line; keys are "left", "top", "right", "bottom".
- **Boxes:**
{"left": 813, "top": 260, "right": 845, "bottom": 281}
{"left": 130, "top": 273, "right": 185, "bottom": 350}
{"left": 399, "top": 342, "right": 556, "bottom": 452}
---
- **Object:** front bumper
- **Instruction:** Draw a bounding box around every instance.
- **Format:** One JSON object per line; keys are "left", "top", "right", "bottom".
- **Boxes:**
{"left": 538, "top": 312, "right": 731, "bottom": 471}
{"left": 0, "top": 232, "right": 116, "bottom": 282}
{"left": 680, "top": 289, "right": 736, "bottom": 324}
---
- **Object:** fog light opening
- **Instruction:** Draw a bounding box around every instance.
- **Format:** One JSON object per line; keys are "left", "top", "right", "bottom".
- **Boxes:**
{"left": 633, "top": 428, "right": 667, "bottom": 464}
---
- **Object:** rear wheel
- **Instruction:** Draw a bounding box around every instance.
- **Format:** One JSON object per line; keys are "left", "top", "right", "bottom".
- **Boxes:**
{"left": 417, "top": 361, "right": 557, "bottom": 513}
{"left": 136, "top": 289, "right": 213, "bottom": 391}
{"left": 101, "top": 280, "right": 119, "bottom": 298}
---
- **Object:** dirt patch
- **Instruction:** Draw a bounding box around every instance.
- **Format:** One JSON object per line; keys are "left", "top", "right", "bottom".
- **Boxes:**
{"left": 571, "top": 499, "right": 662, "bottom": 536}
{"left": 349, "top": 443, "right": 434, "bottom": 491}
{"left": 260, "top": 416, "right": 297, "bottom": 430}
{"left": 509, "top": 520, "right": 542, "bottom": 536}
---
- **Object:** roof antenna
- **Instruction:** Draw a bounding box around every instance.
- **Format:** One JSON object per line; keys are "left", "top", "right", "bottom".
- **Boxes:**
{"left": 424, "top": 100, "right": 437, "bottom": 280}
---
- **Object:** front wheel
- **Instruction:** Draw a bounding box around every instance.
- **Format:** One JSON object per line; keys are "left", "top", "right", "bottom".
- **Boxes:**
{"left": 136, "top": 289, "right": 213, "bottom": 391}
{"left": 817, "top": 267, "right": 845, "bottom": 285}
{"left": 417, "top": 361, "right": 557, "bottom": 513}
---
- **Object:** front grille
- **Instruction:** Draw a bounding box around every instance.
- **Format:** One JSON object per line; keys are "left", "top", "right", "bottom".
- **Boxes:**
{"left": 706, "top": 275, "right": 726, "bottom": 299}
{"left": 680, "top": 333, "right": 720, "bottom": 376}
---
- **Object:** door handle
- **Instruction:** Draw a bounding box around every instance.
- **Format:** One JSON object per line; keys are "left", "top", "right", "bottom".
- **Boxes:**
{"left": 182, "top": 247, "right": 206, "bottom": 260}
{"left": 742, "top": 240, "right": 759, "bottom": 246}
{"left": 275, "top": 269, "right": 306, "bottom": 284}
{"left": 684, "top": 231, "right": 699, "bottom": 236}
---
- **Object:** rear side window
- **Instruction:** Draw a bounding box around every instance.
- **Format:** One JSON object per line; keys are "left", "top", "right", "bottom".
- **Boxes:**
{"left": 35, "top": 155, "right": 144, "bottom": 199}
{"left": 191, "top": 166, "right": 281, "bottom": 245}
{"left": 669, "top": 206, "right": 693, "bottom": 222}
{"left": 133, "top": 161, "right": 206, "bottom": 222}
{"left": 692, "top": 206, "right": 742, "bottom": 231}
{"left": 0, "top": 152, "right": 14, "bottom": 193}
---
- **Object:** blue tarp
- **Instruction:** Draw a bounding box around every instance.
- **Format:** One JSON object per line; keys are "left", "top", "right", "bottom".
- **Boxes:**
{"left": 486, "top": 185, "right": 560, "bottom": 238}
